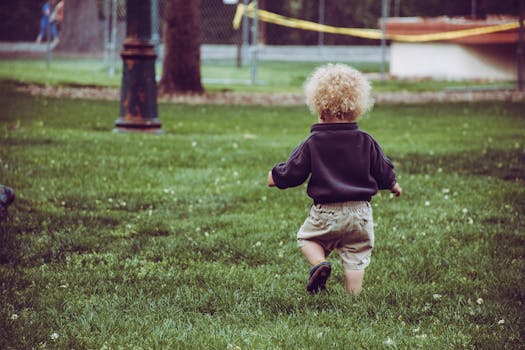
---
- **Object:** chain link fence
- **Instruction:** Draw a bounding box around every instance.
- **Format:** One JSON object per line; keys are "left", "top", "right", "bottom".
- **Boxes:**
{"left": 100, "top": 1, "right": 377, "bottom": 68}
{"left": 102, "top": 1, "right": 499, "bottom": 84}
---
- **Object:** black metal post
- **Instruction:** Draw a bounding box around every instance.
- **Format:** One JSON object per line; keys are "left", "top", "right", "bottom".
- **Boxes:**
{"left": 114, "top": 0, "right": 162, "bottom": 133}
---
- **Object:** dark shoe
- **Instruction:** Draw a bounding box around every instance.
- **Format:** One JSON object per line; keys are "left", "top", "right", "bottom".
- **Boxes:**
{"left": 0, "top": 185, "right": 15, "bottom": 221}
{"left": 306, "top": 261, "right": 331, "bottom": 294}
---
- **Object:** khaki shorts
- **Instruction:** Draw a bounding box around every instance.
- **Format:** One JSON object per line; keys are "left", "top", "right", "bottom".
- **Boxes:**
{"left": 297, "top": 201, "right": 374, "bottom": 270}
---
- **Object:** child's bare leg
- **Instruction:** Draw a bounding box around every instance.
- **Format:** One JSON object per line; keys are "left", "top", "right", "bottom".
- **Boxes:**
{"left": 344, "top": 269, "right": 365, "bottom": 295}
{"left": 301, "top": 241, "right": 326, "bottom": 266}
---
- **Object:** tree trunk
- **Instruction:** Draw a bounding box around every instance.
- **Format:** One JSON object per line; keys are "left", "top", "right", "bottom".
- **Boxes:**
{"left": 159, "top": 0, "right": 204, "bottom": 94}
{"left": 56, "top": 0, "right": 102, "bottom": 52}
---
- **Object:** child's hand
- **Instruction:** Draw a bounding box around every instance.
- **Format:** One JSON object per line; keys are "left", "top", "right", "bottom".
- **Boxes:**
{"left": 391, "top": 182, "right": 402, "bottom": 197}
{"left": 267, "top": 171, "right": 275, "bottom": 187}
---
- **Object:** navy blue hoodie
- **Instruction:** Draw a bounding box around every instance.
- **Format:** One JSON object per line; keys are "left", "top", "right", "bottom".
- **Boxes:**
{"left": 272, "top": 122, "right": 396, "bottom": 204}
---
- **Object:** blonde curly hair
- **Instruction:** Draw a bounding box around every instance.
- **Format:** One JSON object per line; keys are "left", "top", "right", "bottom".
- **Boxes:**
{"left": 304, "top": 63, "right": 373, "bottom": 121}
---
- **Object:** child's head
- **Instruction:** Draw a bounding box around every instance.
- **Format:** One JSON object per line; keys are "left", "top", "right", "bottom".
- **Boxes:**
{"left": 304, "top": 63, "right": 372, "bottom": 122}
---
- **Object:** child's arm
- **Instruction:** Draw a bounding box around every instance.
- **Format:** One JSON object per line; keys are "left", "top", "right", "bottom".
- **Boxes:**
{"left": 390, "top": 182, "right": 402, "bottom": 197}
{"left": 267, "top": 171, "right": 275, "bottom": 187}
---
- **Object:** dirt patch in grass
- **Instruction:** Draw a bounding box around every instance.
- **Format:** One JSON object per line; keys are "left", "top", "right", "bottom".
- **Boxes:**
{"left": 15, "top": 83, "right": 525, "bottom": 105}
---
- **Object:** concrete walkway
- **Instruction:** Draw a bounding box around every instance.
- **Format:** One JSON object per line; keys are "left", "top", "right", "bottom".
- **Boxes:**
{"left": 15, "top": 83, "right": 525, "bottom": 105}
{"left": 0, "top": 42, "right": 387, "bottom": 63}
{"left": 200, "top": 44, "right": 388, "bottom": 62}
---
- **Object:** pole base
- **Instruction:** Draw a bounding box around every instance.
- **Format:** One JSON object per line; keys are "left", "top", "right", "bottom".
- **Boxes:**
{"left": 113, "top": 118, "right": 164, "bottom": 134}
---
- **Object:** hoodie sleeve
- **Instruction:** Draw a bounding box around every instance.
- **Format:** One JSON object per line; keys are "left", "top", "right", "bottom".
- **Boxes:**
{"left": 271, "top": 141, "right": 311, "bottom": 189}
{"left": 370, "top": 139, "right": 396, "bottom": 190}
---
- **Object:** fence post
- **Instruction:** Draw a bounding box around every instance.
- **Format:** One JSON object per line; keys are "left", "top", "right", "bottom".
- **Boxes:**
{"left": 318, "top": 0, "right": 325, "bottom": 57}
{"left": 380, "top": 0, "right": 388, "bottom": 81}
{"left": 109, "top": 0, "right": 118, "bottom": 77}
{"left": 242, "top": 0, "right": 250, "bottom": 66}
{"left": 518, "top": 0, "right": 524, "bottom": 91}
{"left": 46, "top": 20, "right": 52, "bottom": 68}
{"left": 103, "top": 0, "right": 110, "bottom": 64}
{"left": 249, "top": 0, "right": 258, "bottom": 85}
{"left": 151, "top": 0, "right": 160, "bottom": 63}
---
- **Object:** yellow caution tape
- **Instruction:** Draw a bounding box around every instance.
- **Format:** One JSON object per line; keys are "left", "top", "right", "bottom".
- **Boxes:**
{"left": 390, "top": 21, "right": 520, "bottom": 42}
{"left": 233, "top": 2, "right": 522, "bottom": 43}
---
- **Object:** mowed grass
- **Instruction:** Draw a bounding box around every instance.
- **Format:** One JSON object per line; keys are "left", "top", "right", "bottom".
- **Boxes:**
{"left": 0, "top": 58, "right": 515, "bottom": 93}
{"left": 0, "top": 81, "right": 524, "bottom": 349}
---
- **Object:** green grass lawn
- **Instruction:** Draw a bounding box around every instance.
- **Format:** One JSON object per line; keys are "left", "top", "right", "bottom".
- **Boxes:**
{"left": 1, "top": 80, "right": 524, "bottom": 349}
{"left": 0, "top": 58, "right": 516, "bottom": 93}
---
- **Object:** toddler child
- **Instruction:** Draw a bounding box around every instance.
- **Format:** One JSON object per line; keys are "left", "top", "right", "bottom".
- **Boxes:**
{"left": 268, "top": 63, "right": 402, "bottom": 295}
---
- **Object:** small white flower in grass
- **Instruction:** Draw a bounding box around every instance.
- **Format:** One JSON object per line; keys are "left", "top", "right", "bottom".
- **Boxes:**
{"left": 476, "top": 298, "right": 484, "bottom": 305}
{"left": 442, "top": 188, "right": 450, "bottom": 194}
{"left": 498, "top": 319, "right": 505, "bottom": 325}
{"left": 233, "top": 171, "right": 239, "bottom": 177}
{"left": 462, "top": 208, "right": 468, "bottom": 214}
{"left": 232, "top": 142, "right": 238, "bottom": 149}
{"left": 10, "top": 314, "right": 18, "bottom": 320}
{"left": 191, "top": 141, "right": 197, "bottom": 147}
{"left": 424, "top": 201, "right": 430, "bottom": 206}
{"left": 254, "top": 241, "right": 262, "bottom": 247}
{"left": 384, "top": 337, "right": 394, "bottom": 346}
{"left": 467, "top": 217, "right": 474, "bottom": 225}
{"left": 50, "top": 332, "right": 59, "bottom": 340}
{"left": 433, "top": 294, "right": 442, "bottom": 300}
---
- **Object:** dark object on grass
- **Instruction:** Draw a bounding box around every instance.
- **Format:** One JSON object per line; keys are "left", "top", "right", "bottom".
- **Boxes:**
{"left": 0, "top": 184, "right": 15, "bottom": 221}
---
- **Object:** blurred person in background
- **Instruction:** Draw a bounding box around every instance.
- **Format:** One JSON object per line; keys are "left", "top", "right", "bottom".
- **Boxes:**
{"left": 36, "top": 0, "right": 59, "bottom": 45}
